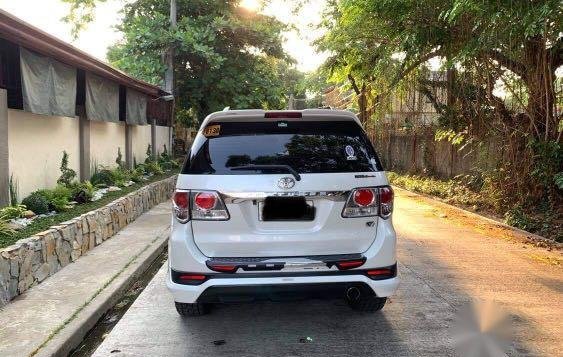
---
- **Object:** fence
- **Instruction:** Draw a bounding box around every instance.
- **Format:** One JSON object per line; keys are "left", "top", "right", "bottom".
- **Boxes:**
{"left": 368, "top": 129, "right": 501, "bottom": 178}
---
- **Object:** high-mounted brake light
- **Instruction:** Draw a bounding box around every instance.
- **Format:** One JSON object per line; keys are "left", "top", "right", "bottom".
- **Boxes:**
{"left": 342, "top": 186, "right": 394, "bottom": 218}
{"left": 264, "top": 111, "right": 302, "bottom": 119}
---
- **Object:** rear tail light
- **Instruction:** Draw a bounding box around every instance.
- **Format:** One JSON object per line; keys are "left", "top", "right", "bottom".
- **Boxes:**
{"left": 378, "top": 186, "right": 394, "bottom": 219}
{"left": 172, "top": 190, "right": 230, "bottom": 222}
{"left": 172, "top": 190, "right": 190, "bottom": 223}
{"left": 342, "top": 186, "right": 394, "bottom": 219}
{"left": 191, "top": 190, "right": 229, "bottom": 220}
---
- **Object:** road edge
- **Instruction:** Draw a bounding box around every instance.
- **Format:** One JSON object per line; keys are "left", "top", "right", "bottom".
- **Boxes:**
{"left": 34, "top": 230, "right": 169, "bottom": 357}
{"left": 393, "top": 186, "right": 561, "bottom": 250}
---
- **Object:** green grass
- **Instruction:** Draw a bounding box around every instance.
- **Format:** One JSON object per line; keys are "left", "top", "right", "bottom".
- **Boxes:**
{"left": 387, "top": 171, "right": 484, "bottom": 208}
{"left": 0, "top": 172, "right": 176, "bottom": 249}
{"left": 387, "top": 171, "right": 562, "bottom": 242}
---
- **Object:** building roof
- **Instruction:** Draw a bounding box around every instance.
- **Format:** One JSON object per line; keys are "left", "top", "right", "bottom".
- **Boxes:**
{"left": 0, "top": 9, "right": 168, "bottom": 98}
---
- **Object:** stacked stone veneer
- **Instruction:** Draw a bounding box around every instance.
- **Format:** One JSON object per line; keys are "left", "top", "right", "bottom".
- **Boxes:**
{"left": 0, "top": 176, "right": 176, "bottom": 307}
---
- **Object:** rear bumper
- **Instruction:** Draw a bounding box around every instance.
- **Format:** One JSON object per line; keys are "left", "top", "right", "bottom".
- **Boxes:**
{"left": 166, "top": 267, "right": 400, "bottom": 303}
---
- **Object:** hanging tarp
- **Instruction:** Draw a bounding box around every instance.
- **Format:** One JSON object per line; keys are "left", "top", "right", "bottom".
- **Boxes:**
{"left": 85, "top": 72, "right": 119, "bottom": 122}
{"left": 126, "top": 88, "right": 147, "bottom": 125}
{"left": 19, "top": 47, "right": 76, "bottom": 117}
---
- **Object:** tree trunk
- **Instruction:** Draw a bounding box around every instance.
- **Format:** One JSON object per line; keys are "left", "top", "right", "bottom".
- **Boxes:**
{"left": 358, "top": 83, "right": 367, "bottom": 125}
{"left": 523, "top": 37, "right": 557, "bottom": 141}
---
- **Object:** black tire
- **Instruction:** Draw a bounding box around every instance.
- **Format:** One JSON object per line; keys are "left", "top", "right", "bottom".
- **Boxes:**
{"left": 347, "top": 295, "right": 387, "bottom": 312}
{"left": 175, "top": 302, "right": 209, "bottom": 317}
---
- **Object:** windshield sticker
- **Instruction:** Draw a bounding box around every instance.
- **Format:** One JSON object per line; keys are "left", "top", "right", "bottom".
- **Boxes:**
{"left": 345, "top": 145, "right": 357, "bottom": 160}
{"left": 203, "top": 124, "right": 221, "bottom": 137}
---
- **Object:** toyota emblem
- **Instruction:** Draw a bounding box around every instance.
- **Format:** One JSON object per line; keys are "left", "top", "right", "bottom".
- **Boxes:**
{"left": 277, "top": 177, "right": 295, "bottom": 190}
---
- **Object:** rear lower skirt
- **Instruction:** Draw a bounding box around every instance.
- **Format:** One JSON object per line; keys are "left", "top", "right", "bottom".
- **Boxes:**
{"left": 196, "top": 282, "right": 373, "bottom": 303}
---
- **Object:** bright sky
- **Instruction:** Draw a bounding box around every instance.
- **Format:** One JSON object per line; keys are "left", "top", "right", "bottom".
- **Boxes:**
{"left": 0, "top": 0, "right": 327, "bottom": 72}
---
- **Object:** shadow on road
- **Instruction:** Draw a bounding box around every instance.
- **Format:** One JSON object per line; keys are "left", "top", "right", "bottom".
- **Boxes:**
{"left": 178, "top": 299, "right": 410, "bottom": 356}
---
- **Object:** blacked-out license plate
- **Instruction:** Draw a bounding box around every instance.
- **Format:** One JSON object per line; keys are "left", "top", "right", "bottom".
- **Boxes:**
{"left": 260, "top": 196, "right": 315, "bottom": 221}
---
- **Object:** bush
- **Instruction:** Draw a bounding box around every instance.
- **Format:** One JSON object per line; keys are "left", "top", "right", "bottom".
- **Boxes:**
{"left": 0, "top": 204, "right": 27, "bottom": 219}
{"left": 130, "top": 167, "right": 145, "bottom": 183}
{"left": 91, "top": 168, "right": 115, "bottom": 187}
{"left": 35, "top": 186, "right": 72, "bottom": 212}
{"left": 22, "top": 193, "right": 50, "bottom": 215}
{"left": 68, "top": 181, "right": 95, "bottom": 203}
{"left": 111, "top": 168, "right": 131, "bottom": 187}
{"left": 145, "top": 161, "right": 163, "bottom": 175}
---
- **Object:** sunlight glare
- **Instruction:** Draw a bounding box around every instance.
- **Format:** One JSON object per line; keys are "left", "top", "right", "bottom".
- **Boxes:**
{"left": 239, "top": 0, "right": 261, "bottom": 11}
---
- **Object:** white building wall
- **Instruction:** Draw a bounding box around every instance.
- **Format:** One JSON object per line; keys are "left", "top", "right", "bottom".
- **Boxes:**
{"left": 154, "top": 125, "right": 171, "bottom": 155}
{"left": 7, "top": 109, "right": 80, "bottom": 199}
{"left": 90, "top": 121, "right": 126, "bottom": 169}
{"left": 131, "top": 125, "right": 151, "bottom": 164}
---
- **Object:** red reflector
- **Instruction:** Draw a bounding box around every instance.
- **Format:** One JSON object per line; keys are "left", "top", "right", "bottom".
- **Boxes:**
{"left": 173, "top": 191, "right": 189, "bottom": 209}
{"left": 194, "top": 192, "right": 216, "bottom": 210}
{"left": 208, "top": 265, "right": 237, "bottom": 273}
{"left": 367, "top": 269, "right": 391, "bottom": 276}
{"left": 178, "top": 274, "right": 206, "bottom": 281}
{"left": 264, "top": 111, "right": 302, "bottom": 118}
{"left": 353, "top": 189, "right": 375, "bottom": 207}
{"left": 336, "top": 260, "right": 365, "bottom": 270}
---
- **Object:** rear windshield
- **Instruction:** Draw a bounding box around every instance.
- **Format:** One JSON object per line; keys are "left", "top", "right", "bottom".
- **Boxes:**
{"left": 182, "top": 121, "right": 382, "bottom": 175}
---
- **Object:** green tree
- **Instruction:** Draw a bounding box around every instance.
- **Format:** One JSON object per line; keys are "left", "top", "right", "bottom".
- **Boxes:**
{"left": 318, "top": 0, "right": 562, "bottom": 208}
{"left": 105, "top": 0, "right": 298, "bottom": 121}
{"left": 64, "top": 0, "right": 305, "bottom": 122}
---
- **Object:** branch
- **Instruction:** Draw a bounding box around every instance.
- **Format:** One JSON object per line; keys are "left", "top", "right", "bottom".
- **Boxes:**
{"left": 347, "top": 73, "right": 361, "bottom": 95}
{"left": 485, "top": 49, "right": 527, "bottom": 79}
{"left": 391, "top": 49, "right": 442, "bottom": 88}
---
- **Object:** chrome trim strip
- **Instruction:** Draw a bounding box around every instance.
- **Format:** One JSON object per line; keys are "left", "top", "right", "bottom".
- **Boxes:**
{"left": 222, "top": 190, "right": 349, "bottom": 203}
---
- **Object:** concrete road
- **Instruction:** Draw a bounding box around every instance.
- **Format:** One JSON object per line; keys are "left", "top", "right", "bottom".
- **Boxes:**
{"left": 92, "top": 190, "right": 562, "bottom": 357}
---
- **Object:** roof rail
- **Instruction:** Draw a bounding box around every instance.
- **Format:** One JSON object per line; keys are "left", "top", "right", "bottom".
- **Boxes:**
{"left": 222, "top": 106, "right": 230, "bottom": 111}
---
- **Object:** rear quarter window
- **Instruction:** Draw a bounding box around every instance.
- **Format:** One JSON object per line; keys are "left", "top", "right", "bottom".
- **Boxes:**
{"left": 182, "top": 120, "right": 382, "bottom": 175}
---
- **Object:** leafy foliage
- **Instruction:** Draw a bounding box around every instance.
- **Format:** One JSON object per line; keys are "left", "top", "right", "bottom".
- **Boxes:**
{"left": 319, "top": 0, "right": 562, "bottom": 233}
{"left": 57, "top": 151, "right": 77, "bottom": 186}
{"left": 103, "top": 0, "right": 301, "bottom": 121}
{"left": 0, "top": 205, "right": 27, "bottom": 220}
{"left": 9, "top": 174, "right": 19, "bottom": 206}
{"left": 1, "top": 172, "right": 176, "bottom": 248}
{"left": 68, "top": 181, "right": 95, "bottom": 204}
{"left": 22, "top": 193, "right": 50, "bottom": 215}
{"left": 0, "top": 216, "right": 15, "bottom": 238}
{"left": 388, "top": 171, "right": 562, "bottom": 242}
{"left": 90, "top": 168, "right": 116, "bottom": 187}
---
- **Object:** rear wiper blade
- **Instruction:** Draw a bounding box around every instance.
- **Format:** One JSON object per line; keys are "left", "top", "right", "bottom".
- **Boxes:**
{"left": 229, "top": 164, "right": 301, "bottom": 181}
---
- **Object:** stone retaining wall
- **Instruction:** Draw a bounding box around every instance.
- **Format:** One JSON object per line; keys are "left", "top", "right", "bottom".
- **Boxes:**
{"left": 0, "top": 176, "right": 176, "bottom": 307}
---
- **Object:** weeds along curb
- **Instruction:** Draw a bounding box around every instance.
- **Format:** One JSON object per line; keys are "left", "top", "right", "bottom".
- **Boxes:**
{"left": 393, "top": 186, "right": 562, "bottom": 251}
{"left": 32, "top": 229, "right": 169, "bottom": 357}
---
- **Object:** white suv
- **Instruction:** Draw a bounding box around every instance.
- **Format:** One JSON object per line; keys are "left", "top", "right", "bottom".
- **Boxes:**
{"left": 167, "top": 109, "right": 398, "bottom": 316}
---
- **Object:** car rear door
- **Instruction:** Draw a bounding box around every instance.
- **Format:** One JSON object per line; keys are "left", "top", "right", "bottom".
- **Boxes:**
{"left": 179, "top": 119, "right": 388, "bottom": 258}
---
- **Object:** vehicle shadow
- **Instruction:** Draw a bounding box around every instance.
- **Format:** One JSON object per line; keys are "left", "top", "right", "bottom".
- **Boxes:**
{"left": 178, "top": 298, "right": 413, "bottom": 357}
